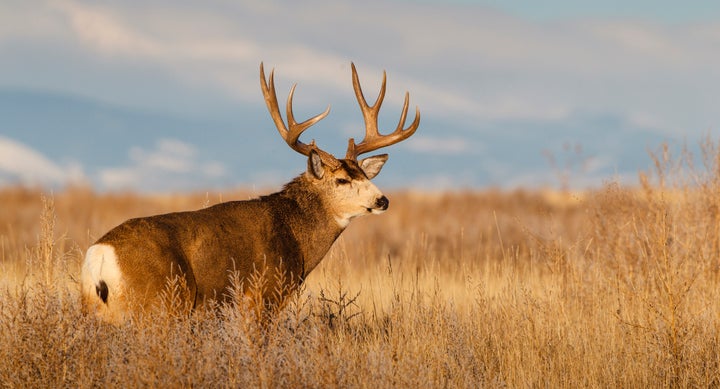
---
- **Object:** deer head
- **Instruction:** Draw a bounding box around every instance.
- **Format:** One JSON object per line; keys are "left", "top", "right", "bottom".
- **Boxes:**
{"left": 260, "top": 62, "right": 420, "bottom": 226}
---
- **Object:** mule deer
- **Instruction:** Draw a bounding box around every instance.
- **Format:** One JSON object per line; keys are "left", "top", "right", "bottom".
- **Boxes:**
{"left": 80, "top": 63, "right": 420, "bottom": 322}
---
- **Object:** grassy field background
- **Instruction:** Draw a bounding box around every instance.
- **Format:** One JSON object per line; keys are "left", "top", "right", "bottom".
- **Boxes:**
{"left": 2, "top": 143, "right": 720, "bottom": 387}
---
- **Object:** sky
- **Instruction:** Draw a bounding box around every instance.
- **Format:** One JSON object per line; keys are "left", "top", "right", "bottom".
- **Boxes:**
{"left": 1, "top": 0, "right": 719, "bottom": 192}
{"left": 471, "top": 0, "right": 720, "bottom": 23}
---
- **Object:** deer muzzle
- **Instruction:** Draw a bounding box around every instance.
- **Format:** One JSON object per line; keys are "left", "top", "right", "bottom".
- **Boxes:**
{"left": 375, "top": 196, "right": 389, "bottom": 211}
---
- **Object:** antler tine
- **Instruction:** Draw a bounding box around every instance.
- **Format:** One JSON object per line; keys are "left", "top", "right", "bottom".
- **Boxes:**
{"left": 351, "top": 62, "right": 386, "bottom": 139}
{"left": 346, "top": 63, "right": 420, "bottom": 160}
{"left": 285, "top": 84, "right": 331, "bottom": 149}
{"left": 260, "top": 63, "right": 339, "bottom": 167}
{"left": 260, "top": 64, "right": 290, "bottom": 144}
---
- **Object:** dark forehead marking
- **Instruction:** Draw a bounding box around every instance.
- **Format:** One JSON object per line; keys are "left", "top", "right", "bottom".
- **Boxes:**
{"left": 337, "top": 159, "right": 367, "bottom": 180}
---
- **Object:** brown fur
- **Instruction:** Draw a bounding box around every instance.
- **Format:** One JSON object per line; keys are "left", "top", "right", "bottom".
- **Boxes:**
{"left": 94, "top": 170, "right": 348, "bottom": 313}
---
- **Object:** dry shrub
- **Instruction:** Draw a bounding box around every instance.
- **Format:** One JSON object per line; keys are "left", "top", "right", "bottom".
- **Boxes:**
{"left": 2, "top": 140, "right": 720, "bottom": 387}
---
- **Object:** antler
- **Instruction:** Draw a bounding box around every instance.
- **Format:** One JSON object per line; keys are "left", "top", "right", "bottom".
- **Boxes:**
{"left": 260, "top": 63, "right": 340, "bottom": 168}
{"left": 345, "top": 63, "right": 420, "bottom": 160}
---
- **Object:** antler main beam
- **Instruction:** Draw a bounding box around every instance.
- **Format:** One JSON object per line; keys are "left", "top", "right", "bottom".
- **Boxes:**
{"left": 345, "top": 63, "right": 420, "bottom": 160}
{"left": 260, "top": 63, "right": 339, "bottom": 167}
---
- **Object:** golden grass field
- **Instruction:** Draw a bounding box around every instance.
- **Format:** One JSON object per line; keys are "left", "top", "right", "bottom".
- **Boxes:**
{"left": 2, "top": 143, "right": 720, "bottom": 387}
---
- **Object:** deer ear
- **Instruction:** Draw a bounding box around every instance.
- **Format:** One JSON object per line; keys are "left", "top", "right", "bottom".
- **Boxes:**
{"left": 359, "top": 154, "right": 388, "bottom": 179}
{"left": 307, "top": 150, "right": 325, "bottom": 179}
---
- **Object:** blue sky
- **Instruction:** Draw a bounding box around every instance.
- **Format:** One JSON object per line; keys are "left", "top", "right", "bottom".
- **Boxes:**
{"left": 476, "top": 1, "right": 720, "bottom": 23}
{"left": 1, "top": 1, "right": 719, "bottom": 192}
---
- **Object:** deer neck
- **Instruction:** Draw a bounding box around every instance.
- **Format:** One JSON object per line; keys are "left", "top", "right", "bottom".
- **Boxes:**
{"left": 276, "top": 176, "right": 346, "bottom": 274}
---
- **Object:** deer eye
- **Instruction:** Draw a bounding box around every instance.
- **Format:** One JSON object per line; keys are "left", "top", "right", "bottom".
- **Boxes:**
{"left": 335, "top": 178, "right": 351, "bottom": 185}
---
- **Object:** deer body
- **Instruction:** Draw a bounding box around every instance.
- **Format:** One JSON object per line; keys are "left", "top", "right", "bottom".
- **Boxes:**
{"left": 81, "top": 63, "right": 418, "bottom": 322}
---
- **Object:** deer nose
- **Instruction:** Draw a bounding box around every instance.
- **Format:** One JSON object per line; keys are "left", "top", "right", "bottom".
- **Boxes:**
{"left": 375, "top": 196, "right": 389, "bottom": 210}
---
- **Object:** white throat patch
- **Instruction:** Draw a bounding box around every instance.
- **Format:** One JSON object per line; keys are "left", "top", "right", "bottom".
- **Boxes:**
{"left": 335, "top": 215, "right": 352, "bottom": 229}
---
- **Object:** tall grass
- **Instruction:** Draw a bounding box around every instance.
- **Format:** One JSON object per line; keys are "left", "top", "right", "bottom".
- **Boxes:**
{"left": 2, "top": 141, "right": 720, "bottom": 387}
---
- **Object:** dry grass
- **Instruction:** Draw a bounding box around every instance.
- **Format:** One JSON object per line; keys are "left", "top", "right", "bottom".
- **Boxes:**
{"left": 2, "top": 142, "right": 720, "bottom": 387}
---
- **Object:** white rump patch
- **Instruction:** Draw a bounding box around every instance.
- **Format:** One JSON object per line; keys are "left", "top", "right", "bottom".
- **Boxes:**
{"left": 81, "top": 243, "right": 123, "bottom": 303}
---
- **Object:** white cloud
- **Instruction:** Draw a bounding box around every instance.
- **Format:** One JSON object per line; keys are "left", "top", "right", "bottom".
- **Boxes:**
{"left": 98, "top": 138, "right": 226, "bottom": 191}
{"left": 2, "top": 0, "right": 716, "bottom": 132}
{"left": 128, "top": 138, "right": 196, "bottom": 173}
{"left": 202, "top": 161, "right": 226, "bottom": 178}
{"left": 53, "top": 0, "right": 157, "bottom": 57}
{"left": 0, "top": 136, "right": 85, "bottom": 186}
{"left": 626, "top": 111, "right": 678, "bottom": 134}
